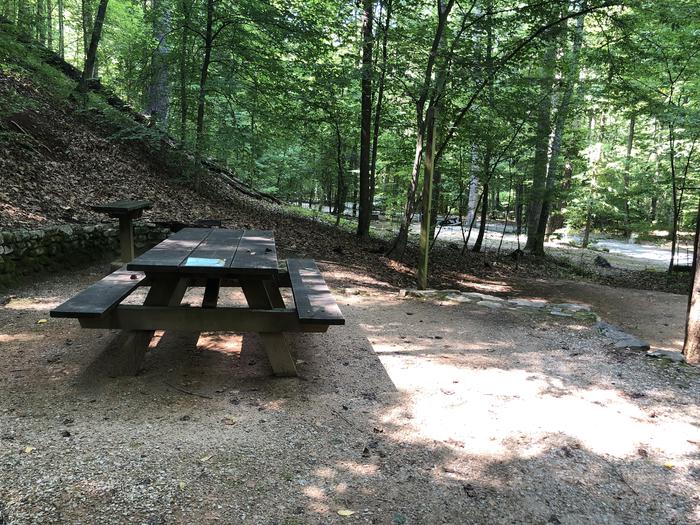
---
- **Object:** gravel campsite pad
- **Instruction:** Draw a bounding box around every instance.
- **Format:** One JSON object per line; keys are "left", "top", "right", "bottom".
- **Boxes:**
{"left": 1, "top": 265, "right": 699, "bottom": 524}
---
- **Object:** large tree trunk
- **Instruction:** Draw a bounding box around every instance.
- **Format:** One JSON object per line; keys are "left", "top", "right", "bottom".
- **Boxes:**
{"left": 533, "top": 3, "right": 586, "bottom": 253}
{"left": 79, "top": 0, "right": 108, "bottom": 94}
{"left": 194, "top": 0, "right": 214, "bottom": 192}
{"left": 683, "top": 199, "right": 700, "bottom": 364}
{"left": 524, "top": 38, "right": 557, "bottom": 253}
{"left": 357, "top": 0, "right": 373, "bottom": 239}
{"left": 146, "top": 0, "right": 171, "bottom": 129}
{"left": 472, "top": 0, "right": 494, "bottom": 254}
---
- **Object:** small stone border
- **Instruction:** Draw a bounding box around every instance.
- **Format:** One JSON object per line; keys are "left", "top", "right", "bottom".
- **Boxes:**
{"left": 398, "top": 288, "right": 686, "bottom": 364}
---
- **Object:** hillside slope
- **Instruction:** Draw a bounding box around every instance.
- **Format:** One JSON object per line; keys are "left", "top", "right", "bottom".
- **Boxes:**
{"left": 0, "top": 22, "right": 275, "bottom": 230}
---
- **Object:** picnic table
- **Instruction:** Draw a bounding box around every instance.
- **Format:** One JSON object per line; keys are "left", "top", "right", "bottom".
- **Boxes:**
{"left": 50, "top": 228, "right": 344, "bottom": 377}
{"left": 91, "top": 199, "right": 151, "bottom": 263}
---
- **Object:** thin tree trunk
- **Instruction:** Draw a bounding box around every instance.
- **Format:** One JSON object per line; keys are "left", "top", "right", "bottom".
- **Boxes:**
{"left": 79, "top": 0, "right": 108, "bottom": 94}
{"left": 46, "top": 0, "right": 52, "bottom": 50}
{"left": 146, "top": 0, "right": 171, "bottom": 129}
{"left": 669, "top": 123, "right": 678, "bottom": 271}
{"left": 418, "top": 107, "right": 437, "bottom": 289}
{"left": 178, "top": 0, "right": 189, "bottom": 142}
{"left": 36, "top": 0, "right": 45, "bottom": 44}
{"left": 357, "top": 0, "right": 374, "bottom": 239}
{"left": 194, "top": 0, "right": 214, "bottom": 192}
{"left": 386, "top": 0, "right": 455, "bottom": 259}
{"left": 334, "top": 120, "right": 346, "bottom": 227}
{"left": 369, "top": 0, "right": 392, "bottom": 215}
{"left": 81, "top": 0, "right": 93, "bottom": 72}
{"left": 58, "top": 0, "right": 64, "bottom": 57}
{"left": 623, "top": 113, "right": 635, "bottom": 238}
{"left": 472, "top": 183, "right": 488, "bottom": 252}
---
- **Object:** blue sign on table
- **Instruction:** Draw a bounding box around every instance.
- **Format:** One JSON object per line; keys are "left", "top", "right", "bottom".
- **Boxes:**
{"left": 183, "top": 257, "right": 226, "bottom": 267}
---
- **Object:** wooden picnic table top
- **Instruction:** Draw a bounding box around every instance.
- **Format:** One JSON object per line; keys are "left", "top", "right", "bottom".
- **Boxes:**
{"left": 92, "top": 199, "right": 152, "bottom": 216}
{"left": 127, "top": 228, "right": 278, "bottom": 276}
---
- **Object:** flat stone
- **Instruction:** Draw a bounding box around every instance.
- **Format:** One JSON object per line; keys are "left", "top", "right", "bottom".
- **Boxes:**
{"left": 596, "top": 321, "right": 650, "bottom": 350}
{"left": 646, "top": 349, "right": 685, "bottom": 362}
{"left": 550, "top": 308, "right": 573, "bottom": 317}
{"left": 445, "top": 294, "right": 472, "bottom": 303}
{"left": 613, "top": 337, "right": 650, "bottom": 351}
{"left": 477, "top": 300, "right": 504, "bottom": 309}
{"left": 552, "top": 303, "right": 591, "bottom": 312}
{"left": 508, "top": 298, "right": 548, "bottom": 308}
{"left": 465, "top": 292, "right": 503, "bottom": 302}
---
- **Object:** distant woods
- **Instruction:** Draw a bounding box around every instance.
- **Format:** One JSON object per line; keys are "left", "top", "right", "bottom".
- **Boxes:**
{"left": 2, "top": 0, "right": 699, "bottom": 263}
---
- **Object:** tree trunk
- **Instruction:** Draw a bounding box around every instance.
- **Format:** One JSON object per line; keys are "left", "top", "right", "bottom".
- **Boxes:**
{"left": 81, "top": 0, "right": 93, "bottom": 73}
{"left": 357, "top": 0, "right": 373, "bottom": 239}
{"left": 472, "top": 183, "right": 488, "bottom": 252}
{"left": 623, "top": 113, "right": 635, "bottom": 238}
{"left": 369, "top": 0, "right": 392, "bottom": 216}
{"left": 386, "top": 0, "right": 455, "bottom": 259}
{"left": 333, "top": 121, "right": 346, "bottom": 227}
{"left": 46, "top": 0, "right": 52, "bottom": 50}
{"left": 683, "top": 198, "right": 700, "bottom": 364}
{"left": 515, "top": 181, "right": 524, "bottom": 236}
{"left": 194, "top": 0, "right": 214, "bottom": 192}
{"left": 178, "top": 0, "right": 189, "bottom": 142}
{"left": 417, "top": 107, "right": 437, "bottom": 289}
{"left": 466, "top": 148, "right": 479, "bottom": 225}
{"left": 669, "top": 123, "right": 678, "bottom": 271}
{"left": 146, "top": 0, "right": 171, "bottom": 129}
{"left": 58, "top": 0, "right": 64, "bottom": 57}
{"left": 36, "top": 0, "right": 46, "bottom": 44}
{"left": 524, "top": 38, "right": 557, "bottom": 253}
{"left": 79, "top": 0, "right": 108, "bottom": 94}
{"left": 534, "top": 3, "right": 586, "bottom": 253}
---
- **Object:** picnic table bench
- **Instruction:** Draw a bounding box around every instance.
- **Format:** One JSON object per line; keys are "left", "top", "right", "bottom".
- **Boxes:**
{"left": 51, "top": 228, "right": 344, "bottom": 377}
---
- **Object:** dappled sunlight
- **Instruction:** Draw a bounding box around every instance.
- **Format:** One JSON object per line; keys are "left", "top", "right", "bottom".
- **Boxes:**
{"left": 196, "top": 332, "right": 244, "bottom": 355}
{"left": 4, "top": 296, "right": 62, "bottom": 311}
{"left": 0, "top": 332, "right": 44, "bottom": 343}
{"left": 375, "top": 359, "right": 700, "bottom": 461}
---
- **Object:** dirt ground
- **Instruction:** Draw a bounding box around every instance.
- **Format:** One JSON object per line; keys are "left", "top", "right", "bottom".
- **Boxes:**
{"left": 1, "top": 263, "right": 699, "bottom": 525}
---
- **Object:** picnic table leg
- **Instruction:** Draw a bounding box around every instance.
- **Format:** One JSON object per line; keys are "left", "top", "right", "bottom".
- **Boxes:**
{"left": 240, "top": 279, "right": 297, "bottom": 377}
{"left": 114, "top": 276, "right": 188, "bottom": 375}
{"left": 202, "top": 278, "right": 220, "bottom": 308}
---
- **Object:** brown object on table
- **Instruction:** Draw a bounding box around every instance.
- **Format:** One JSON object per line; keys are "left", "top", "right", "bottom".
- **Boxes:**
{"left": 50, "top": 228, "right": 344, "bottom": 377}
{"left": 92, "top": 200, "right": 151, "bottom": 263}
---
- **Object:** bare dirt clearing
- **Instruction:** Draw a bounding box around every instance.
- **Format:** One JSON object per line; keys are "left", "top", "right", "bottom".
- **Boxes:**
{"left": 1, "top": 264, "right": 699, "bottom": 524}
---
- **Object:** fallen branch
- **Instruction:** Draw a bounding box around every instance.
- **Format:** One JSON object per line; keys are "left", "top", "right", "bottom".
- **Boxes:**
{"left": 10, "top": 120, "right": 52, "bottom": 153}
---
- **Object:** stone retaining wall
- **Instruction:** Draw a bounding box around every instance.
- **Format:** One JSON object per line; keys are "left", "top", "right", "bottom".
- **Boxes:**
{"left": 0, "top": 222, "right": 170, "bottom": 289}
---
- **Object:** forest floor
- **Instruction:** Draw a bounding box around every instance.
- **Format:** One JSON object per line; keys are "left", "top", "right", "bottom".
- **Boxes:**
{"left": 1, "top": 263, "right": 699, "bottom": 525}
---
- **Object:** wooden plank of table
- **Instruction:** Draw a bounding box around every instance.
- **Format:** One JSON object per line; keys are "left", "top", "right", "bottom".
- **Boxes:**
{"left": 127, "top": 228, "right": 211, "bottom": 271}
{"left": 180, "top": 229, "right": 243, "bottom": 271}
{"left": 92, "top": 200, "right": 151, "bottom": 215}
{"left": 287, "top": 259, "right": 344, "bottom": 325}
{"left": 230, "top": 230, "right": 278, "bottom": 274}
